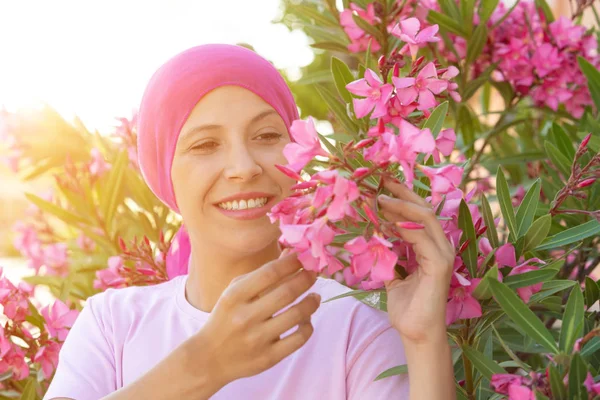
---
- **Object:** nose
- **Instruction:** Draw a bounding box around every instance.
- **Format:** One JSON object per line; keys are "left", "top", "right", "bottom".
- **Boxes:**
{"left": 223, "top": 143, "right": 262, "bottom": 182}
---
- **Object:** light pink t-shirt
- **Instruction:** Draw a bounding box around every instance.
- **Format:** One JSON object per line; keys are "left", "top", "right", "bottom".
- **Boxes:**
{"left": 44, "top": 276, "right": 409, "bottom": 400}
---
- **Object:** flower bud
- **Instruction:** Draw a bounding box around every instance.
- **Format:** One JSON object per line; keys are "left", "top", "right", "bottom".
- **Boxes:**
{"left": 395, "top": 221, "right": 425, "bottom": 230}
{"left": 458, "top": 239, "right": 471, "bottom": 254}
{"left": 393, "top": 63, "right": 400, "bottom": 78}
{"left": 355, "top": 138, "right": 375, "bottom": 150}
{"left": 352, "top": 167, "right": 370, "bottom": 179}
{"left": 378, "top": 55, "right": 386, "bottom": 69}
{"left": 578, "top": 133, "right": 591, "bottom": 153}
{"left": 577, "top": 178, "right": 595, "bottom": 188}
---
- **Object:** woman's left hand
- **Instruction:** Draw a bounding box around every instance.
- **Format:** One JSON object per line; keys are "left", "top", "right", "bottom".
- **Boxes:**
{"left": 377, "top": 178, "right": 455, "bottom": 345}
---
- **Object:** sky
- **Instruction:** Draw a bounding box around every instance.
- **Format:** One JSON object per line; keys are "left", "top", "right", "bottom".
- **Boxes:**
{"left": 0, "top": 0, "right": 315, "bottom": 133}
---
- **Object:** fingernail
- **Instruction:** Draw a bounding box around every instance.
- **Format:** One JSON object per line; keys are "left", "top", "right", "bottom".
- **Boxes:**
{"left": 378, "top": 194, "right": 391, "bottom": 201}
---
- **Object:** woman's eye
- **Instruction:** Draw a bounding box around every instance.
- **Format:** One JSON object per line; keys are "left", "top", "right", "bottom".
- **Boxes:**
{"left": 257, "top": 132, "right": 282, "bottom": 141}
{"left": 191, "top": 142, "right": 218, "bottom": 151}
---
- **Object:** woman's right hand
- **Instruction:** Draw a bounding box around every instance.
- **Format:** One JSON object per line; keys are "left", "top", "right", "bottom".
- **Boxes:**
{"left": 188, "top": 252, "right": 321, "bottom": 386}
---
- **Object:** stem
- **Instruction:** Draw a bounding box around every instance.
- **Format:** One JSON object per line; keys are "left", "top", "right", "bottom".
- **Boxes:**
{"left": 462, "top": 320, "right": 475, "bottom": 399}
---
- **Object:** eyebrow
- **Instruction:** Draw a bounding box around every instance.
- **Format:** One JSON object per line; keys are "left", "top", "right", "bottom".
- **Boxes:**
{"left": 180, "top": 109, "right": 280, "bottom": 142}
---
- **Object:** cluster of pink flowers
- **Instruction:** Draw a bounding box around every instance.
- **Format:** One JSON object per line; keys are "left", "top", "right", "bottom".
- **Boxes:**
{"left": 485, "top": 4, "right": 599, "bottom": 117}
{"left": 112, "top": 110, "right": 140, "bottom": 171}
{"left": 340, "top": 1, "right": 437, "bottom": 54}
{"left": 93, "top": 235, "right": 168, "bottom": 291}
{"left": 0, "top": 267, "right": 79, "bottom": 382}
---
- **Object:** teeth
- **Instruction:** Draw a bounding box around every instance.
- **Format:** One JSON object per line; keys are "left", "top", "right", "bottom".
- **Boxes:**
{"left": 218, "top": 197, "right": 268, "bottom": 211}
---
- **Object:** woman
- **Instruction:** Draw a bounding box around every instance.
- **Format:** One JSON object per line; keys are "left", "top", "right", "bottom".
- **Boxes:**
{"left": 44, "top": 44, "right": 455, "bottom": 400}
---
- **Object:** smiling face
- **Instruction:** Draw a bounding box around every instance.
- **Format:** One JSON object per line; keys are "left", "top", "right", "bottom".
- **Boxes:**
{"left": 171, "top": 85, "right": 295, "bottom": 254}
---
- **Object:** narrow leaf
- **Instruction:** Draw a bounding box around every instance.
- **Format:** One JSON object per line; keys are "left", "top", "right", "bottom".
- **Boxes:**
{"left": 427, "top": 10, "right": 468, "bottom": 37}
{"left": 523, "top": 215, "right": 552, "bottom": 252}
{"left": 481, "top": 195, "right": 499, "bottom": 248}
{"left": 584, "top": 277, "right": 600, "bottom": 309}
{"left": 101, "top": 150, "right": 128, "bottom": 235}
{"left": 559, "top": 287, "right": 585, "bottom": 352}
{"left": 472, "top": 265, "right": 499, "bottom": 300}
{"left": 466, "top": 24, "right": 488, "bottom": 65}
{"left": 375, "top": 364, "right": 408, "bottom": 380}
{"left": 580, "top": 336, "right": 600, "bottom": 359}
{"left": 544, "top": 141, "right": 572, "bottom": 178}
{"left": 496, "top": 167, "right": 517, "bottom": 243}
{"left": 504, "top": 268, "right": 558, "bottom": 289}
{"left": 479, "top": 0, "right": 500, "bottom": 23}
{"left": 462, "top": 344, "right": 505, "bottom": 379}
{"left": 331, "top": 57, "right": 355, "bottom": 103}
{"left": 423, "top": 101, "right": 448, "bottom": 137}
{"left": 578, "top": 56, "right": 600, "bottom": 111}
{"left": 548, "top": 364, "right": 567, "bottom": 400}
{"left": 568, "top": 353, "right": 587, "bottom": 399}
{"left": 515, "top": 179, "right": 541, "bottom": 238}
{"left": 24, "top": 193, "right": 88, "bottom": 227}
{"left": 458, "top": 199, "right": 478, "bottom": 277}
{"left": 488, "top": 279, "right": 558, "bottom": 353}
{"left": 534, "top": 219, "right": 600, "bottom": 251}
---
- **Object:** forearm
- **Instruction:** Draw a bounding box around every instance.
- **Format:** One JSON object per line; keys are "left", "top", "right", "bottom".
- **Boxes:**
{"left": 403, "top": 331, "right": 456, "bottom": 400}
{"left": 101, "top": 337, "right": 225, "bottom": 400}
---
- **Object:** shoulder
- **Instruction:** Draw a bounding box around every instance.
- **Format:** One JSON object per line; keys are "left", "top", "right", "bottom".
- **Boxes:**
{"left": 84, "top": 277, "right": 181, "bottom": 324}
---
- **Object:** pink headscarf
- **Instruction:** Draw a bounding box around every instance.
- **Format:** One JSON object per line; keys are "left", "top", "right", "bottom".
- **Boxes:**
{"left": 137, "top": 44, "right": 299, "bottom": 279}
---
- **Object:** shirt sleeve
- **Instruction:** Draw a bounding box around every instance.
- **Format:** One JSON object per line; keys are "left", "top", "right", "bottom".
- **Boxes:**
{"left": 43, "top": 294, "right": 116, "bottom": 400}
{"left": 346, "top": 326, "right": 410, "bottom": 400}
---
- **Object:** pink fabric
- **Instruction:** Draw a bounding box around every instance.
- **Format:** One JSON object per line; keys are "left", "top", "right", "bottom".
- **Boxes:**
{"left": 136, "top": 44, "right": 299, "bottom": 279}
{"left": 43, "top": 277, "right": 409, "bottom": 400}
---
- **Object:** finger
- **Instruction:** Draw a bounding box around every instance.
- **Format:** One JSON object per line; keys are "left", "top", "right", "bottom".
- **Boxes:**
{"left": 378, "top": 196, "right": 452, "bottom": 253}
{"left": 252, "top": 268, "right": 318, "bottom": 320}
{"left": 268, "top": 318, "right": 315, "bottom": 362}
{"left": 383, "top": 178, "right": 432, "bottom": 209}
{"left": 233, "top": 254, "right": 306, "bottom": 301}
{"left": 262, "top": 293, "right": 321, "bottom": 340}
{"left": 382, "top": 209, "right": 439, "bottom": 253}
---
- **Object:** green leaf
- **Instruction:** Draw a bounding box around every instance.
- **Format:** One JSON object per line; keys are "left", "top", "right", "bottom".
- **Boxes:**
{"left": 550, "top": 123, "right": 575, "bottom": 160}
{"left": 548, "top": 364, "right": 567, "bottom": 400}
{"left": 462, "top": 62, "right": 497, "bottom": 101}
{"left": 462, "top": 344, "right": 505, "bottom": 380}
{"left": 473, "top": 265, "right": 499, "bottom": 300}
{"left": 504, "top": 268, "right": 558, "bottom": 290}
{"left": 458, "top": 105, "right": 476, "bottom": 157}
{"left": 534, "top": 219, "right": 600, "bottom": 251}
{"left": 559, "top": 286, "right": 585, "bottom": 352}
{"left": 439, "top": 0, "right": 462, "bottom": 20}
{"left": 584, "top": 277, "right": 600, "bottom": 309}
{"left": 580, "top": 336, "right": 600, "bottom": 359}
{"left": 488, "top": 279, "right": 558, "bottom": 353}
{"left": 530, "top": 280, "right": 577, "bottom": 303}
{"left": 578, "top": 56, "right": 600, "bottom": 111}
{"left": 100, "top": 150, "right": 128, "bottom": 236}
{"left": 352, "top": 14, "right": 384, "bottom": 45}
{"left": 375, "top": 364, "right": 408, "bottom": 380}
{"left": 568, "top": 353, "right": 587, "bottom": 400}
{"left": 458, "top": 199, "right": 478, "bottom": 278}
{"left": 515, "top": 179, "right": 541, "bottom": 238}
{"left": 24, "top": 192, "right": 88, "bottom": 227}
{"left": 315, "top": 84, "right": 358, "bottom": 135}
{"left": 423, "top": 101, "right": 448, "bottom": 137}
{"left": 534, "top": 0, "right": 555, "bottom": 22}
{"left": 311, "top": 42, "right": 349, "bottom": 53}
{"left": 289, "top": 3, "right": 340, "bottom": 28}
{"left": 459, "top": 0, "right": 475, "bottom": 34}
{"left": 466, "top": 24, "right": 488, "bottom": 65}
{"left": 20, "top": 378, "right": 39, "bottom": 400}
{"left": 322, "top": 289, "right": 383, "bottom": 303}
{"left": 427, "top": 10, "right": 468, "bottom": 37}
{"left": 481, "top": 195, "right": 499, "bottom": 248}
{"left": 481, "top": 151, "right": 546, "bottom": 170}
{"left": 331, "top": 57, "right": 355, "bottom": 104}
{"left": 479, "top": 0, "right": 500, "bottom": 23}
{"left": 496, "top": 167, "right": 517, "bottom": 243}
{"left": 544, "top": 141, "right": 572, "bottom": 178}
{"left": 523, "top": 215, "right": 552, "bottom": 252}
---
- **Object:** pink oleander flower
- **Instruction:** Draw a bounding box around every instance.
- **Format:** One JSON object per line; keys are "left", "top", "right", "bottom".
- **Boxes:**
{"left": 340, "top": 3, "right": 382, "bottom": 53}
{"left": 420, "top": 164, "right": 463, "bottom": 203}
{"left": 393, "top": 62, "right": 448, "bottom": 110}
{"left": 390, "top": 18, "right": 440, "bottom": 59}
{"left": 432, "top": 128, "right": 456, "bottom": 163}
{"left": 344, "top": 234, "right": 398, "bottom": 282}
{"left": 508, "top": 259, "right": 546, "bottom": 303}
{"left": 0, "top": 274, "right": 32, "bottom": 323}
{"left": 327, "top": 174, "right": 361, "bottom": 221}
{"left": 346, "top": 69, "right": 394, "bottom": 119}
{"left": 508, "top": 385, "right": 535, "bottom": 400}
{"left": 391, "top": 120, "right": 436, "bottom": 185}
{"left": 76, "top": 233, "right": 96, "bottom": 253}
{"left": 34, "top": 340, "right": 61, "bottom": 379}
{"left": 531, "top": 43, "right": 561, "bottom": 78}
{"left": 283, "top": 117, "right": 329, "bottom": 172}
{"left": 549, "top": 16, "right": 586, "bottom": 49}
{"left": 40, "top": 299, "right": 79, "bottom": 341}
{"left": 88, "top": 148, "right": 111, "bottom": 178}
{"left": 383, "top": 96, "right": 417, "bottom": 126}
{"left": 280, "top": 217, "right": 337, "bottom": 273}
{"left": 445, "top": 278, "right": 482, "bottom": 325}
{"left": 0, "top": 326, "right": 11, "bottom": 359}
{"left": 94, "top": 256, "right": 127, "bottom": 290}
{"left": 584, "top": 372, "right": 600, "bottom": 394}
{"left": 0, "top": 347, "right": 29, "bottom": 380}
{"left": 43, "top": 243, "right": 70, "bottom": 277}
{"left": 491, "top": 373, "right": 526, "bottom": 395}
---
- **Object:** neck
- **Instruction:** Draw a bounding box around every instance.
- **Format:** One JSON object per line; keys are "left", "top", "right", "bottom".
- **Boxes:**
{"left": 184, "top": 237, "right": 281, "bottom": 313}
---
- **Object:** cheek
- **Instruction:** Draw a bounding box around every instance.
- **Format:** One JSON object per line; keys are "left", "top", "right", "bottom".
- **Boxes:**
{"left": 171, "top": 156, "right": 215, "bottom": 208}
